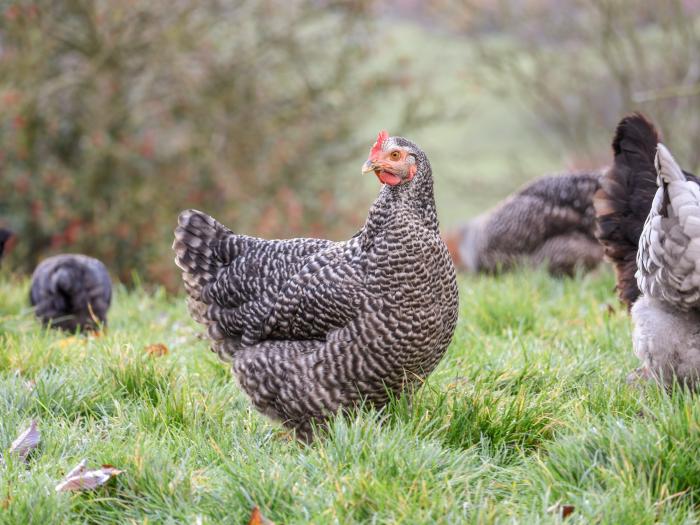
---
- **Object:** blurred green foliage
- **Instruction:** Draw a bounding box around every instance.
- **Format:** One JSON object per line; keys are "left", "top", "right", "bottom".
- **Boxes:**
{"left": 437, "top": 0, "right": 700, "bottom": 171}
{"left": 0, "top": 0, "right": 417, "bottom": 287}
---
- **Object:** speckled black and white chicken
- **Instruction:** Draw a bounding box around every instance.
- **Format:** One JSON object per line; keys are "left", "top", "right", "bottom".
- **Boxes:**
{"left": 30, "top": 254, "right": 112, "bottom": 332}
{"left": 595, "top": 113, "right": 700, "bottom": 387}
{"left": 173, "top": 131, "right": 459, "bottom": 439}
{"left": 446, "top": 172, "right": 604, "bottom": 276}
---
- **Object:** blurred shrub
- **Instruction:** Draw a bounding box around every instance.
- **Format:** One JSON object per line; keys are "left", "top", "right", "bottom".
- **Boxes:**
{"left": 0, "top": 0, "right": 424, "bottom": 288}
{"left": 434, "top": 0, "right": 700, "bottom": 170}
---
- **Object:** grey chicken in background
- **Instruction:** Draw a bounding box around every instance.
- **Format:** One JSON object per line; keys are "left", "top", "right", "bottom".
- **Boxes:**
{"left": 595, "top": 113, "right": 700, "bottom": 388}
{"left": 445, "top": 172, "right": 604, "bottom": 276}
{"left": 174, "top": 131, "right": 459, "bottom": 439}
{"left": 0, "top": 228, "right": 15, "bottom": 265}
{"left": 30, "top": 254, "right": 112, "bottom": 332}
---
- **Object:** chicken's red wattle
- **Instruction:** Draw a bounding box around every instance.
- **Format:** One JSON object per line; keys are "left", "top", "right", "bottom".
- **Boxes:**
{"left": 376, "top": 171, "right": 401, "bottom": 186}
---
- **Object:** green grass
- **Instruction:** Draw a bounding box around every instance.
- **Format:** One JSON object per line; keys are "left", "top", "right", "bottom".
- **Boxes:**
{"left": 2, "top": 269, "right": 700, "bottom": 524}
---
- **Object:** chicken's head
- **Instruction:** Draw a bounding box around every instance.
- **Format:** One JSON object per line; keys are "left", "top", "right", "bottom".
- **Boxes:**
{"left": 361, "top": 130, "right": 418, "bottom": 186}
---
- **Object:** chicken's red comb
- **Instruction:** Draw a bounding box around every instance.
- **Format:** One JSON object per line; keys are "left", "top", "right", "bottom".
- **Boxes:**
{"left": 370, "top": 130, "right": 389, "bottom": 157}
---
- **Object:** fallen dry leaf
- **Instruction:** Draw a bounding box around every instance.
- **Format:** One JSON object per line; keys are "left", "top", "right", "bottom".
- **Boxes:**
{"left": 55, "top": 461, "right": 123, "bottom": 492}
{"left": 145, "top": 343, "right": 169, "bottom": 357}
{"left": 547, "top": 502, "right": 575, "bottom": 519}
{"left": 9, "top": 420, "right": 40, "bottom": 461}
{"left": 63, "top": 459, "right": 88, "bottom": 479}
{"left": 561, "top": 505, "right": 575, "bottom": 519}
{"left": 248, "top": 506, "right": 275, "bottom": 525}
{"left": 1, "top": 484, "right": 11, "bottom": 510}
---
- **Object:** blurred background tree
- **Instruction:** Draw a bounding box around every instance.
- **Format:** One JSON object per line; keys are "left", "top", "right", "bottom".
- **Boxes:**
{"left": 434, "top": 0, "right": 700, "bottom": 170}
{"left": 0, "top": 0, "right": 438, "bottom": 288}
{"left": 2, "top": 0, "right": 700, "bottom": 288}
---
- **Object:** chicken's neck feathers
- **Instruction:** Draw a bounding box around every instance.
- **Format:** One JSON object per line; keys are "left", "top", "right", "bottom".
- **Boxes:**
{"left": 361, "top": 162, "right": 439, "bottom": 244}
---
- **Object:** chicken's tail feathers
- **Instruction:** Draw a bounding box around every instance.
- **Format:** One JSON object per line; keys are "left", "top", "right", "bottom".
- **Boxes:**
{"left": 656, "top": 143, "right": 686, "bottom": 184}
{"left": 174, "top": 209, "right": 220, "bottom": 286}
{"left": 610, "top": 112, "right": 659, "bottom": 164}
{"left": 594, "top": 113, "right": 660, "bottom": 309}
{"left": 173, "top": 209, "right": 232, "bottom": 324}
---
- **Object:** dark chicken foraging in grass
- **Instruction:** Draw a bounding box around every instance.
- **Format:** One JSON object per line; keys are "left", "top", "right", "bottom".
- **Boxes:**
{"left": 595, "top": 113, "right": 700, "bottom": 388}
{"left": 446, "top": 172, "right": 604, "bottom": 277}
{"left": 30, "top": 254, "right": 112, "bottom": 332}
{"left": 174, "top": 131, "right": 459, "bottom": 440}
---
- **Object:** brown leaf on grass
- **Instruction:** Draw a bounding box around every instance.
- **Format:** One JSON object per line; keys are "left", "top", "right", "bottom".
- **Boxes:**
{"left": 145, "top": 343, "right": 169, "bottom": 357}
{"left": 88, "top": 330, "right": 106, "bottom": 339}
{"left": 1, "top": 486, "right": 11, "bottom": 510}
{"left": 55, "top": 460, "right": 123, "bottom": 492}
{"left": 9, "top": 420, "right": 40, "bottom": 461}
{"left": 561, "top": 505, "right": 575, "bottom": 519}
{"left": 547, "top": 502, "right": 575, "bottom": 519}
{"left": 248, "top": 506, "right": 275, "bottom": 525}
{"left": 63, "top": 458, "right": 88, "bottom": 479}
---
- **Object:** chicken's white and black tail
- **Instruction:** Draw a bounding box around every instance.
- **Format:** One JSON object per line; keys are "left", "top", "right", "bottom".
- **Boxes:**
{"left": 173, "top": 208, "right": 343, "bottom": 362}
{"left": 656, "top": 143, "right": 688, "bottom": 185}
{"left": 636, "top": 142, "right": 700, "bottom": 310}
{"left": 173, "top": 210, "right": 225, "bottom": 322}
{"left": 174, "top": 209, "right": 256, "bottom": 362}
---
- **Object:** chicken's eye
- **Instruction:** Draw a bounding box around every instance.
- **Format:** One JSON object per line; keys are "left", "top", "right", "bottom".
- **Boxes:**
{"left": 390, "top": 150, "right": 401, "bottom": 161}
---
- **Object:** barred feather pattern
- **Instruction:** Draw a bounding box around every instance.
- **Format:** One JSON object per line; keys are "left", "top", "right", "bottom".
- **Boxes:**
{"left": 597, "top": 114, "right": 700, "bottom": 388}
{"left": 595, "top": 113, "right": 700, "bottom": 310}
{"left": 451, "top": 172, "right": 603, "bottom": 276}
{"left": 632, "top": 144, "right": 700, "bottom": 388}
{"left": 637, "top": 144, "right": 700, "bottom": 311}
{"left": 29, "top": 254, "right": 112, "bottom": 332}
{"left": 173, "top": 136, "right": 459, "bottom": 438}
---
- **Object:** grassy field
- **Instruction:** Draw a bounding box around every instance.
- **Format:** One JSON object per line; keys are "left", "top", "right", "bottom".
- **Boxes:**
{"left": 3, "top": 269, "right": 700, "bottom": 524}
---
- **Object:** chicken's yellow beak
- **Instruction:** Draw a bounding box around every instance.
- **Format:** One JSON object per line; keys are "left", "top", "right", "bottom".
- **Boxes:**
{"left": 361, "top": 160, "right": 376, "bottom": 175}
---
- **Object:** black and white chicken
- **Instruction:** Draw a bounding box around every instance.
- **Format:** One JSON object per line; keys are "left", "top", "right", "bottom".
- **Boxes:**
{"left": 30, "top": 254, "right": 112, "bottom": 332}
{"left": 595, "top": 113, "right": 700, "bottom": 387}
{"left": 446, "top": 172, "right": 604, "bottom": 276}
{"left": 174, "top": 131, "right": 459, "bottom": 439}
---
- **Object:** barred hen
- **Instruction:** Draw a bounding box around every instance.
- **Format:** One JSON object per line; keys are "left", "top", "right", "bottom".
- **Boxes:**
{"left": 595, "top": 113, "right": 700, "bottom": 387}
{"left": 174, "top": 131, "right": 459, "bottom": 439}
{"left": 446, "top": 172, "right": 604, "bottom": 276}
{"left": 30, "top": 254, "right": 112, "bottom": 332}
